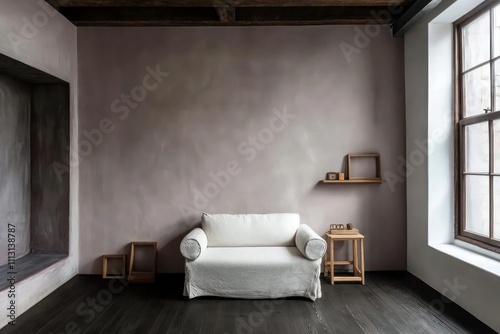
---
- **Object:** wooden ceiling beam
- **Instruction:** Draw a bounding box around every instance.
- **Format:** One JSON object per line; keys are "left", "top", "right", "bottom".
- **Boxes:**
{"left": 58, "top": 6, "right": 395, "bottom": 26}
{"left": 69, "top": 19, "right": 384, "bottom": 26}
{"left": 215, "top": 6, "right": 236, "bottom": 22}
{"left": 392, "top": 0, "right": 442, "bottom": 37}
{"left": 52, "top": 0, "right": 413, "bottom": 7}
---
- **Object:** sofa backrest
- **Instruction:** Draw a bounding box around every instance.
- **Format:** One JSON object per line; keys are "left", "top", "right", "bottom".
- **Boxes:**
{"left": 202, "top": 213, "right": 300, "bottom": 247}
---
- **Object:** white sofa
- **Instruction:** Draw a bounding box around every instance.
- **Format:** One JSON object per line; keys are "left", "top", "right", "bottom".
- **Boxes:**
{"left": 180, "top": 213, "right": 327, "bottom": 301}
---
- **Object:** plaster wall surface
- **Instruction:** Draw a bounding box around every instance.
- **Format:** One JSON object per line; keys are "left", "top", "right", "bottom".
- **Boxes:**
{"left": 0, "top": 0, "right": 78, "bottom": 328}
{"left": 405, "top": 0, "right": 500, "bottom": 331}
{"left": 78, "top": 26, "right": 407, "bottom": 274}
{"left": 31, "top": 85, "right": 70, "bottom": 253}
{"left": 0, "top": 74, "right": 31, "bottom": 266}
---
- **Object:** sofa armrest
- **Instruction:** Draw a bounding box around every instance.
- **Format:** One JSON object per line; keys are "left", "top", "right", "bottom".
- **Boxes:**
{"left": 180, "top": 228, "right": 208, "bottom": 260}
{"left": 295, "top": 224, "right": 327, "bottom": 260}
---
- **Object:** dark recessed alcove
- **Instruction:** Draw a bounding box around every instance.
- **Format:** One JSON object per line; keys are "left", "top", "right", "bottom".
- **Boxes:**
{"left": 0, "top": 53, "right": 69, "bottom": 290}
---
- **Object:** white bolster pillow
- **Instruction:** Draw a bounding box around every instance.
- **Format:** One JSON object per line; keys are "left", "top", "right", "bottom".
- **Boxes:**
{"left": 180, "top": 228, "right": 208, "bottom": 260}
{"left": 295, "top": 224, "right": 327, "bottom": 260}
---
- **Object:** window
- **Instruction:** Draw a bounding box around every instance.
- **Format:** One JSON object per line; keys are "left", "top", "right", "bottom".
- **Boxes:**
{"left": 456, "top": 1, "right": 500, "bottom": 252}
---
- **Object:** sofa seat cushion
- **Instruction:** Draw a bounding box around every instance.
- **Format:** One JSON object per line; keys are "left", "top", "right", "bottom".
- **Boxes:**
{"left": 184, "top": 247, "right": 322, "bottom": 300}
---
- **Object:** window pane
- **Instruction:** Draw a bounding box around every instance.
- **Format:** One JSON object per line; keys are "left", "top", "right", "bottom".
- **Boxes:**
{"left": 463, "top": 12, "right": 490, "bottom": 71}
{"left": 494, "top": 5, "right": 500, "bottom": 57}
{"left": 465, "top": 175, "right": 490, "bottom": 236}
{"left": 463, "top": 64, "right": 491, "bottom": 117}
{"left": 495, "top": 120, "right": 500, "bottom": 173}
{"left": 495, "top": 177, "right": 500, "bottom": 239}
{"left": 465, "top": 122, "right": 489, "bottom": 173}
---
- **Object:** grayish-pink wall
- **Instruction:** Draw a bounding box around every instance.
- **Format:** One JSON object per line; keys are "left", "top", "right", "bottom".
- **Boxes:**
{"left": 78, "top": 26, "right": 406, "bottom": 274}
{"left": 0, "top": 0, "right": 77, "bottom": 328}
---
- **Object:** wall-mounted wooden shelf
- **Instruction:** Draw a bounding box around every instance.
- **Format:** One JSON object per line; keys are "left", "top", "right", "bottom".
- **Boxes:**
{"left": 323, "top": 153, "right": 383, "bottom": 184}
{"left": 320, "top": 180, "right": 383, "bottom": 184}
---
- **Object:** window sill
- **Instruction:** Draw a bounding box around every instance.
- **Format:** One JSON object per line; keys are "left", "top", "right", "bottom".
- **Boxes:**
{"left": 431, "top": 243, "right": 500, "bottom": 278}
{"left": 0, "top": 252, "right": 68, "bottom": 291}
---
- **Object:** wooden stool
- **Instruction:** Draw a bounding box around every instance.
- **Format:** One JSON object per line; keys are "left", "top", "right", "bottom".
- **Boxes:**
{"left": 324, "top": 232, "right": 365, "bottom": 285}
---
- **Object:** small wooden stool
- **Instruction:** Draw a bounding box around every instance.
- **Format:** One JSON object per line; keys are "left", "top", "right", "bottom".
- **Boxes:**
{"left": 324, "top": 232, "right": 365, "bottom": 285}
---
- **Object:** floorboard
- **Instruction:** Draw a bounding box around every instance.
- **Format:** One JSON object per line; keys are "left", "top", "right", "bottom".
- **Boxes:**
{"left": 0, "top": 272, "right": 495, "bottom": 334}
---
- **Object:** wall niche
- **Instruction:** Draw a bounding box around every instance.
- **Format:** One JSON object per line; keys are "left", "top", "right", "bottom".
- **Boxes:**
{"left": 0, "top": 53, "right": 69, "bottom": 290}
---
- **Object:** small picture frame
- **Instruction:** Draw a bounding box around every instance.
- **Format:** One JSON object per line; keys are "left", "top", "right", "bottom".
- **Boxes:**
{"left": 346, "top": 154, "right": 381, "bottom": 180}
{"left": 326, "top": 172, "right": 340, "bottom": 180}
{"left": 102, "top": 254, "right": 126, "bottom": 279}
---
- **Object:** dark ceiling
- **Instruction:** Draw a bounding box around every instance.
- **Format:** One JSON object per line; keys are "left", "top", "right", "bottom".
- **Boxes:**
{"left": 45, "top": 0, "right": 442, "bottom": 37}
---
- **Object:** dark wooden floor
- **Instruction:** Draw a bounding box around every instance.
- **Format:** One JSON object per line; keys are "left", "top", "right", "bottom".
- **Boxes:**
{"left": 0, "top": 272, "right": 495, "bottom": 334}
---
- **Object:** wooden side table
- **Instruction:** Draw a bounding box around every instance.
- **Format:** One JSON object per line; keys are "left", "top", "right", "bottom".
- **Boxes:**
{"left": 324, "top": 233, "right": 365, "bottom": 285}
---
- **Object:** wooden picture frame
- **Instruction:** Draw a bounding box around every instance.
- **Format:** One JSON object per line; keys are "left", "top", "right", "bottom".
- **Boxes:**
{"left": 128, "top": 241, "right": 158, "bottom": 283}
{"left": 102, "top": 254, "right": 126, "bottom": 279}
{"left": 347, "top": 154, "right": 381, "bottom": 180}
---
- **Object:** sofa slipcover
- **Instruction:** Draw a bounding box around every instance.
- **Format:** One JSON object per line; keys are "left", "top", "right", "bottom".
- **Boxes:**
{"left": 180, "top": 213, "right": 326, "bottom": 300}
